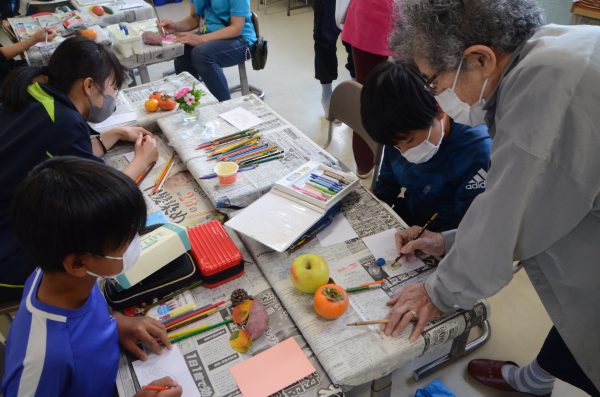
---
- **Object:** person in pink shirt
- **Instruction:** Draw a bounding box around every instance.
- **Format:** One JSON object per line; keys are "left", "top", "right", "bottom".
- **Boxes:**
{"left": 341, "top": 0, "right": 395, "bottom": 176}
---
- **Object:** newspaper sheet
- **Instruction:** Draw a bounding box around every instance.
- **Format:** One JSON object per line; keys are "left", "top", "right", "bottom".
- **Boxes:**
{"left": 159, "top": 95, "right": 339, "bottom": 210}
{"left": 74, "top": 0, "right": 155, "bottom": 27}
{"left": 115, "top": 230, "right": 345, "bottom": 397}
{"left": 240, "top": 186, "right": 490, "bottom": 387}
{"left": 104, "top": 134, "right": 222, "bottom": 226}
{"left": 92, "top": 72, "right": 217, "bottom": 132}
{"left": 108, "top": 135, "right": 343, "bottom": 396}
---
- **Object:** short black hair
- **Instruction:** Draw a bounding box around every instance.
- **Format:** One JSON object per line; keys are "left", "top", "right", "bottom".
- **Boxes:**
{"left": 10, "top": 157, "right": 147, "bottom": 273}
{"left": 1, "top": 36, "right": 126, "bottom": 111}
{"left": 360, "top": 62, "right": 439, "bottom": 146}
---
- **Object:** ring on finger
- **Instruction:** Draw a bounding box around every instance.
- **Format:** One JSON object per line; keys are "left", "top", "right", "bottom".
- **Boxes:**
{"left": 410, "top": 310, "right": 418, "bottom": 321}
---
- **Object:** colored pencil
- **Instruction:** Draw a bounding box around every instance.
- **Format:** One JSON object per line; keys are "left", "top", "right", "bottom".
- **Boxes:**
{"left": 309, "top": 178, "right": 341, "bottom": 192}
{"left": 135, "top": 161, "right": 156, "bottom": 185}
{"left": 207, "top": 137, "right": 261, "bottom": 156}
{"left": 391, "top": 212, "right": 439, "bottom": 267}
{"left": 151, "top": 153, "right": 175, "bottom": 195}
{"left": 166, "top": 308, "right": 219, "bottom": 332}
{"left": 203, "top": 134, "right": 258, "bottom": 153}
{"left": 311, "top": 174, "right": 342, "bottom": 188}
{"left": 226, "top": 145, "right": 272, "bottom": 161}
{"left": 292, "top": 186, "right": 327, "bottom": 202}
{"left": 163, "top": 300, "right": 226, "bottom": 328}
{"left": 197, "top": 129, "right": 257, "bottom": 149}
{"left": 322, "top": 170, "right": 349, "bottom": 184}
{"left": 233, "top": 149, "right": 279, "bottom": 164}
{"left": 215, "top": 143, "right": 263, "bottom": 160}
{"left": 238, "top": 150, "right": 284, "bottom": 165}
{"left": 347, "top": 320, "right": 389, "bottom": 326}
{"left": 360, "top": 280, "right": 385, "bottom": 287}
{"left": 169, "top": 318, "right": 233, "bottom": 343}
{"left": 306, "top": 181, "right": 336, "bottom": 195}
{"left": 159, "top": 303, "right": 196, "bottom": 321}
{"left": 345, "top": 285, "right": 382, "bottom": 293}
{"left": 168, "top": 324, "right": 210, "bottom": 339}
{"left": 143, "top": 385, "right": 171, "bottom": 391}
{"left": 143, "top": 280, "right": 204, "bottom": 313}
{"left": 242, "top": 154, "right": 284, "bottom": 166}
{"left": 206, "top": 136, "right": 260, "bottom": 156}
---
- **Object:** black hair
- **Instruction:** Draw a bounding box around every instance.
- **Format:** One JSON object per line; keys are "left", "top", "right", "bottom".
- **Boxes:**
{"left": 1, "top": 36, "right": 126, "bottom": 111}
{"left": 360, "top": 62, "right": 439, "bottom": 146}
{"left": 10, "top": 156, "right": 146, "bottom": 273}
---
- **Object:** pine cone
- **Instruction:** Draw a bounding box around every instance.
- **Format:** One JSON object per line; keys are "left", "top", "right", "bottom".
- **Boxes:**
{"left": 230, "top": 288, "right": 251, "bottom": 306}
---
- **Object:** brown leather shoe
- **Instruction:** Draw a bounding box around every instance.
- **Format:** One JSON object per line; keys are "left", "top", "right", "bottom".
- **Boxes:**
{"left": 467, "top": 359, "right": 552, "bottom": 396}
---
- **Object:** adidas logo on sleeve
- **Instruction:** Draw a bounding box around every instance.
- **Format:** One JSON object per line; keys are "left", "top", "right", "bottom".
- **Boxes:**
{"left": 465, "top": 169, "right": 487, "bottom": 190}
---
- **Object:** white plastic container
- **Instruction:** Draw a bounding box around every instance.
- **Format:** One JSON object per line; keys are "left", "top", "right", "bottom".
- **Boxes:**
{"left": 106, "top": 22, "right": 142, "bottom": 58}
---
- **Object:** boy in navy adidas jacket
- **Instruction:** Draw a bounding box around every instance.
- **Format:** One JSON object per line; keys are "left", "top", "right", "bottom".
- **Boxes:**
{"left": 361, "top": 62, "right": 491, "bottom": 232}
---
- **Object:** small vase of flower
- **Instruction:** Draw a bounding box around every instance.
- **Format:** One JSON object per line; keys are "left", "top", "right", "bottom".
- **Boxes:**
{"left": 175, "top": 83, "right": 206, "bottom": 124}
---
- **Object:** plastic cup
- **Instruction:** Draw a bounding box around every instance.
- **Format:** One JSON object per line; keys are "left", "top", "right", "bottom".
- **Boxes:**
{"left": 214, "top": 162, "right": 239, "bottom": 185}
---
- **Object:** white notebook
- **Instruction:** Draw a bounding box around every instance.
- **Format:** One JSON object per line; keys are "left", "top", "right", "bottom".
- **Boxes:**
{"left": 226, "top": 161, "right": 358, "bottom": 252}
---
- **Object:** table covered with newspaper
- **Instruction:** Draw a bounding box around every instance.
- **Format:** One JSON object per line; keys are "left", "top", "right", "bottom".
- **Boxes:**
{"left": 92, "top": 72, "right": 218, "bottom": 132}
{"left": 158, "top": 95, "right": 339, "bottom": 210}
{"left": 240, "top": 186, "right": 490, "bottom": 387}
{"left": 105, "top": 138, "right": 345, "bottom": 397}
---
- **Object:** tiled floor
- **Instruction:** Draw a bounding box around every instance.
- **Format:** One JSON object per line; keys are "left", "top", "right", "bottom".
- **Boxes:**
{"left": 1, "top": 1, "right": 589, "bottom": 395}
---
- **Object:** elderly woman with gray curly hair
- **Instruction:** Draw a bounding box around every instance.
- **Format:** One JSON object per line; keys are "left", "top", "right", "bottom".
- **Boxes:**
{"left": 382, "top": 1, "right": 600, "bottom": 396}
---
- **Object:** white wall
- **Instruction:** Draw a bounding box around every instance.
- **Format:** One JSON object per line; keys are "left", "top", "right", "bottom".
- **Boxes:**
{"left": 538, "top": 0, "right": 573, "bottom": 24}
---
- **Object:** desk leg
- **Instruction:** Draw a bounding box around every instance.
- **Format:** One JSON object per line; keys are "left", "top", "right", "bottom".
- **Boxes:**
{"left": 413, "top": 320, "right": 491, "bottom": 381}
{"left": 138, "top": 65, "right": 151, "bottom": 84}
{"left": 370, "top": 374, "right": 392, "bottom": 397}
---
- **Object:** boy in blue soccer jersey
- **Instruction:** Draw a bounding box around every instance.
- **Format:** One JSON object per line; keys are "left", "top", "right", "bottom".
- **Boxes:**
{"left": 361, "top": 62, "right": 492, "bottom": 232}
{"left": 2, "top": 157, "right": 183, "bottom": 397}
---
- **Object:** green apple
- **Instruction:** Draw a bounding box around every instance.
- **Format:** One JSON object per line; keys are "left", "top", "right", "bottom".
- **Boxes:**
{"left": 290, "top": 254, "right": 330, "bottom": 293}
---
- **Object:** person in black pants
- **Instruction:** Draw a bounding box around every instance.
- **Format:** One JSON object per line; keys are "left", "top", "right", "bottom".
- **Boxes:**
{"left": 313, "top": 0, "right": 354, "bottom": 116}
{"left": 0, "top": 0, "right": 19, "bottom": 19}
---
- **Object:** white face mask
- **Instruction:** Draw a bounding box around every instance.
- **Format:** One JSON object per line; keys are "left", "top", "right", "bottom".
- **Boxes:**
{"left": 87, "top": 234, "right": 141, "bottom": 279}
{"left": 396, "top": 120, "right": 444, "bottom": 164}
{"left": 434, "top": 58, "right": 489, "bottom": 127}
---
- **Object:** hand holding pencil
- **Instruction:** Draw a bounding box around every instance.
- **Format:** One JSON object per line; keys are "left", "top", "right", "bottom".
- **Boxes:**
{"left": 137, "top": 377, "right": 182, "bottom": 396}
{"left": 394, "top": 215, "right": 445, "bottom": 262}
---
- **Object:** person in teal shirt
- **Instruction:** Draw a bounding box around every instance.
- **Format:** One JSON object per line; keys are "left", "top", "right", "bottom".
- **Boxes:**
{"left": 160, "top": 0, "right": 256, "bottom": 101}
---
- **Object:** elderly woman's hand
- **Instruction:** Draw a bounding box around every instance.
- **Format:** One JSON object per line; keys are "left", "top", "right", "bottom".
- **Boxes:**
{"left": 382, "top": 283, "right": 442, "bottom": 341}
{"left": 395, "top": 226, "right": 445, "bottom": 261}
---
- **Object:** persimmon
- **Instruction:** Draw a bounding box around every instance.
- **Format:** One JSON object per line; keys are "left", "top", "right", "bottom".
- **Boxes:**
{"left": 144, "top": 98, "right": 159, "bottom": 113}
{"left": 158, "top": 95, "right": 177, "bottom": 111}
{"left": 150, "top": 91, "right": 164, "bottom": 101}
{"left": 313, "top": 284, "right": 348, "bottom": 320}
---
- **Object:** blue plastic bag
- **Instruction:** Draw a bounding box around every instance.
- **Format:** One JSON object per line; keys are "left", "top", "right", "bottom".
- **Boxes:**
{"left": 414, "top": 379, "right": 456, "bottom": 397}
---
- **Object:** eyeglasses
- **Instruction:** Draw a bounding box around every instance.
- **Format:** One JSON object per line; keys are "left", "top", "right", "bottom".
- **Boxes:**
{"left": 423, "top": 72, "right": 440, "bottom": 92}
{"left": 406, "top": 65, "right": 440, "bottom": 94}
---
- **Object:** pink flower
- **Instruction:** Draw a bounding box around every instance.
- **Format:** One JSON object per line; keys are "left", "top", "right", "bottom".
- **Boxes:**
{"left": 184, "top": 93, "right": 195, "bottom": 105}
{"left": 175, "top": 87, "right": 190, "bottom": 99}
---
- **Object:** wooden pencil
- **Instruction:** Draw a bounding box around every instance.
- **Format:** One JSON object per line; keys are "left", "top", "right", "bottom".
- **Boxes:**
{"left": 169, "top": 318, "right": 233, "bottom": 343}
{"left": 347, "top": 320, "right": 389, "bottom": 326}
{"left": 151, "top": 153, "right": 175, "bottom": 195}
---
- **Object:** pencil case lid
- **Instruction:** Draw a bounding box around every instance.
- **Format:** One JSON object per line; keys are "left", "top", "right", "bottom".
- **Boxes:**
{"left": 188, "top": 220, "right": 242, "bottom": 277}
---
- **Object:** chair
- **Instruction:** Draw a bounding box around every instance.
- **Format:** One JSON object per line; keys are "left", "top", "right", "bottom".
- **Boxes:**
{"left": 229, "top": 12, "right": 265, "bottom": 99}
{"left": 325, "top": 80, "right": 383, "bottom": 191}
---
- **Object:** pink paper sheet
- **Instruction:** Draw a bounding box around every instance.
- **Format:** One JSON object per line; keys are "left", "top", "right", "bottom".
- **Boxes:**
{"left": 230, "top": 337, "right": 316, "bottom": 397}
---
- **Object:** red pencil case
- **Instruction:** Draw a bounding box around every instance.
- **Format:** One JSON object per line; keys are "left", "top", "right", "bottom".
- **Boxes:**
{"left": 188, "top": 220, "right": 244, "bottom": 288}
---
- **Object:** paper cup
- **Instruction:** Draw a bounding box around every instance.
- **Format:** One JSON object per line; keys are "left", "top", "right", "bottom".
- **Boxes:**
{"left": 214, "top": 162, "right": 239, "bottom": 185}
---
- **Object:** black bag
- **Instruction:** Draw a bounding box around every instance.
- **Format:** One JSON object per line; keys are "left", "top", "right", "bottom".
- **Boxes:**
{"left": 103, "top": 252, "right": 201, "bottom": 310}
{"left": 251, "top": 36, "right": 267, "bottom": 71}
